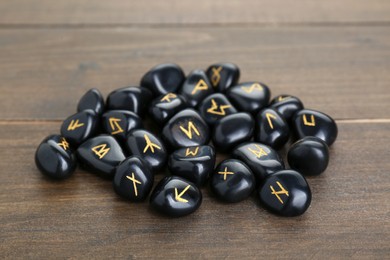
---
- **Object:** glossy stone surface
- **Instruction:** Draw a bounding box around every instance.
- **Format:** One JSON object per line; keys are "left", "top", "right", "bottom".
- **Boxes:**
{"left": 226, "top": 82, "right": 270, "bottom": 114}
{"left": 232, "top": 142, "right": 284, "bottom": 182}
{"left": 140, "top": 63, "right": 185, "bottom": 96}
{"left": 258, "top": 170, "right": 311, "bottom": 217}
{"left": 77, "top": 88, "right": 105, "bottom": 115}
{"left": 168, "top": 145, "right": 215, "bottom": 187}
{"left": 162, "top": 109, "right": 210, "bottom": 150}
{"left": 106, "top": 86, "right": 153, "bottom": 116}
{"left": 113, "top": 156, "right": 154, "bottom": 202}
{"left": 206, "top": 63, "right": 240, "bottom": 92}
{"left": 212, "top": 112, "right": 254, "bottom": 152}
{"left": 210, "top": 159, "right": 255, "bottom": 203}
{"left": 288, "top": 137, "right": 329, "bottom": 176}
{"left": 269, "top": 95, "right": 304, "bottom": 122}
{"left": 292, "top": 109, "right": 338, "bottom": 146}
{"left": 35, "top": 135, "right": 77, "bottom": 179}
{"left": 126, "top": 129, "right": 167, "bottom": 172}
{"left": 150, "top": 176, "right": 202, "bottom": 217}
{"left": 198, "top": 93, "right": 237, "bottom": 125}
{"left": 76, "top": 135, "right": 126, "bottom": 178}
{"left": 149, "top": 93, "right": 188, "bottom": 125}
{"left": 179, "top": 69, "right": 213, "bottom": 107}
{"left": 101, "top": 110, "right": 143, "bottom": 143}
{"left": 60, "top": 109, "right": 99, "bottom": 147}
{"left": 254, "top": 108, "right": 290, "bottom": 150}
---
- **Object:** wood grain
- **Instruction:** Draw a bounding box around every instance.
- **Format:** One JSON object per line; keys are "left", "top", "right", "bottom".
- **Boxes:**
{"left": 0, "top": 0, "right": 390, "bottom": 25}
{"left": 0, "top": 121, "right": 389, "bottom": 258}
{"left": 1, "top": 26, "right": 389, "bottom": 121}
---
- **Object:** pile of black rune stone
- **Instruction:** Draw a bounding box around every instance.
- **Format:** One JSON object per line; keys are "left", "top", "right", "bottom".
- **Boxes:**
{"left": 35, "top": 63, "right": 338, "bottom": 217}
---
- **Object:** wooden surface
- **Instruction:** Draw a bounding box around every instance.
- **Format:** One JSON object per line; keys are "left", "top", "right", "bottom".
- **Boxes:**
{"left": 0, "top": 1, "right": 389, "bottom": 259}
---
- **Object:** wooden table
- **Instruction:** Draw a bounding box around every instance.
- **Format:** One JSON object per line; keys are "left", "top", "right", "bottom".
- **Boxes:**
{"left": 1, "top": 1, "right": 389, "bottom": 258}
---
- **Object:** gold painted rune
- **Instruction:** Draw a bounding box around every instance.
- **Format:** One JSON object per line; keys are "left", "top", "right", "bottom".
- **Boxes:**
{"left": 126, "top": 172, "right": 142, "bottom": 197}
{"left": 278, "top": 96, "right": 290, "bottom": 102}
{"left": 248, "top": 144, "right": 268, "bottom": 158}
{"left": 160, "top": 93, "right": 177, "bottom": 103}
{"left": 91, "top": 144, "right": 110, "bottom": 159}
{"left": 265, "top": 113, "right": 277, "bottom": 129}
{"left": 302, "top": 114, "right": 316, "bottom": 127}
{"left": 185, "top": 147, "right": 199, "bottom": 157}
{"left": 109, "top": 117, "right": 124, "bottom": 135}
{"left": 179, "top": 121, "right": 200, "bottom": 139}
{"left": 191, "top": 79, "right": 209, "bottom": 95}
{"left": 67, "top": 119, "right": 84, "bottom": 131}
{"left": 218, "top": 167, "right": 234, "bottom": 181}
{"left": 241, "top": 83, "right": 263, "bottom": 93}
{"left": 143, "top": 134, "right": 161, "bottom": 154}
{"left": 207, "top": 99, "right": 231, "bottom": 116}
{"left": 57, "top": 138, "right": 69, "bottom": 150}
{"left": 174, "top": 185, "right": 191, "bottom": 203}
{"left": 211, "top": 66, "right": 222, "bottom": 87}
{"left": 270, "top": 181, "right": 289, "bottom": 204}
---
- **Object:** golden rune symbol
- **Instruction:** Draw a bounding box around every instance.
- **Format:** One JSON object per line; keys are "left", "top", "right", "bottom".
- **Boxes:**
{"left": 241, "top": 83, "right": 263, "bottom": 93}
{"left": 211, "top": 66, "right": 222, "bottom": 87}
{"left": 109, "top": 117, "right": 124, "bottom": 135}
{"left": 248, "top": 144, "right": 268, "bottom": 158}
{"left": 126, "top": 172, "right": 142, "bottom": 197}
{"left": 67, "top": 119, "right": 84, "bottom": 131}
{"left": 185, "top": 147, "right": 199, "bottom": 157}
{"left": 191, "top": 79, "right": 209, "bottom": 95}
{"left": 143, "top": 134, "right": 161, "bottom": 154}
{"left": 265, "top": 113, "right": 277, "bottom": 129}
{"left": 302, "top": 114, "right": 316, "bottom": 127}
{"left": 174, "top": 185, "right": 191, "bottom": 203}
{"left": 91, "top": 144, "right": 110, "bottom": 159}
{"left": 160, "top": 93, "right": 177, "bottom": 103}
{"left": 278, "top": 96, "right": 290, "bottom": 102}
{"left": 179, "top": 121, "right": 200, "bottom": 139}
{"left": 270, "top": 181, "right": 289, "bottom": 204}
{"left": 207, "top": 99, "right": 231, "bottom": 116}
{"left": 218, "top": 167, "right": 234, "bottom": 181}
{"left": 57, "top": 138, "right": 69, "bottom": 150}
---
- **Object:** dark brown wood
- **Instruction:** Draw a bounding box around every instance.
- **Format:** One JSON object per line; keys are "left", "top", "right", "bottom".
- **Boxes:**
{"left": 0, "top": 121, "right": 389, "bottom": 258}
{"left": 0, "top": 26, "right": 390, "bottom": 120}
{"left": 0, "top": 0, "right": 390, "bottom": 25}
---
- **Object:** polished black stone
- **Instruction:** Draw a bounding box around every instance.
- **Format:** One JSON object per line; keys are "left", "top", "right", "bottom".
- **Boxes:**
{"left": 35, "top": 135, "right": 77, "bottom": 179}
{"left": 113, "top": 156, "right": 154, "bottom": 202}
{"left": 126, "top": 129, "right": 167, "bottom": 173}
{"left": 101, "top": 110, "right": 143, "bottom": 143}
{"left": 226, "top": 82, "right": 270, "bottom": 114}
{"left": 198, "top": 93, "right": 237, "bottom": 125}
{"left": 60, "top": 109, "right": 99, "bottom": 147}
{"left": 77, "top": 88, "right": 105, "bottom": 115}
{"left": 258, "top": 170, "right": 311, "bottom": 217}
{"left": 149, "top": 93, "right": 188, "bottom": 125}
{"left": 168, "top": 145, "right": 215, "bottom": 187}
{"left": 292, "top": 109, "right": 338, "bottom": 146}
{"left": 288, "top": 137, "right": 329, "bottom": 176}
{"left": 162, "top": 109, "right": 210, "bottom": 150}
{"left": 232, "top": 142, "right": 284, "bottom": 182}
{"left": 150, "top": 176, "right": 202, "bottom": 217}
{"left": 106, "top": 86, "right": 153, "bottom": 116}
{"left": 210, "top": 159, "right": 255, "bottom": 203}
{"left": 179, "top": 69, "right": 213, "bottom": 107}
{"left": 254, "top": 108, "right": 290, "bottom": 150}
{"left": 76, "top": 135, "right": 126, "bottom": 178}
{"left": 206, "top": 63, "right": 240, "bottom": 92}
{"left": 140, "top": 63, "right": 185, "bottom": 96}
{"left": 269, "top": 95, "right": 304, "bottom": 122}
{"left": 212, "top": 112, "right": 254, "bottom": 152}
